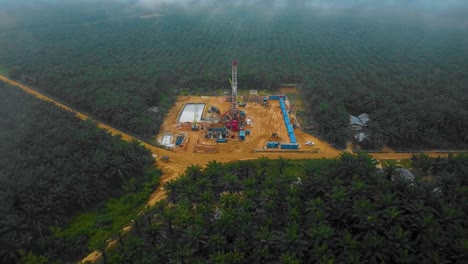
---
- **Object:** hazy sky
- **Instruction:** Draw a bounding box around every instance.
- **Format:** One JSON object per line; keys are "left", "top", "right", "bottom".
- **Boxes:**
{"left": 133, "top": 0, "right": 468, "bottom": 29}
{"left": 135, "top": 0, "right": 468, "bottom": 10}
{"left": 1, "top": 0, "right": 467, "bottom": 30}
{"left": 3, "top": 0, "right": 467, "bottom": 11}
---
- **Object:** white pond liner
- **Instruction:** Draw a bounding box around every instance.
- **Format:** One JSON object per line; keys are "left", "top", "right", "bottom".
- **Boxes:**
{"left": 178, "top": 103, "right": 205, "bottom": 123}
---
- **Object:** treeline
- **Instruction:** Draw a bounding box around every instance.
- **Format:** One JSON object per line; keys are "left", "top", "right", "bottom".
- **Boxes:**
{"left": 0, "top": 82, "right": 160, "bottom": 263}
{"left": 101, "top": 153, "right": 466, "bottom": 263}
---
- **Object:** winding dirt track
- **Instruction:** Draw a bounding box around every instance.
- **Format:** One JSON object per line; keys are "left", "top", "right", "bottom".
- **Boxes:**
{"left": 0, "top": 75, "right": 461, "bottom": 264}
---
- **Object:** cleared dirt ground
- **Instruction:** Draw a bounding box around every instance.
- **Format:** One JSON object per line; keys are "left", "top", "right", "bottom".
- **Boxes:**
{"left": 156, "top": 95, "right": 339, "bottom": 157}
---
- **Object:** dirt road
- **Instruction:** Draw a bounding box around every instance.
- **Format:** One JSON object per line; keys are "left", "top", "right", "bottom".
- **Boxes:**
{"left": 0, "top": 75, "right": 460, "bottom": 264}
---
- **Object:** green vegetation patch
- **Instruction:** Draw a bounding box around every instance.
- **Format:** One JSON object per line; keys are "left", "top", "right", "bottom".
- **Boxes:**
{"left": 53, "top": 167, "right": 160, "bottom": 255}
{"left": 0, "top": 65, "right": 8, "bottom": 76}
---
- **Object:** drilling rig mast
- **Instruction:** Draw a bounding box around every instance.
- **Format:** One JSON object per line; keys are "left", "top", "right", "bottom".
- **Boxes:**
{"left": 231, "top": 60, "right": 238, "bottom": 111}
{"left": 221, "top": 60, "right": 242, "bottom": 132}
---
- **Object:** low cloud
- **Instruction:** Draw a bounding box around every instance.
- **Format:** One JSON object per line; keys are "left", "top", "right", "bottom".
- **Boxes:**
{"left": 135, "top": 0, "right": 468, "bottom": 11}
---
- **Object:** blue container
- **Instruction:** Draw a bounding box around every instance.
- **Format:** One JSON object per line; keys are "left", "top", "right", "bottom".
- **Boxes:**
{"left": 216, "top": 138, "right": 227, "bottom": 143}
{"left": 281, "top": 143, "right": 299, "bottom": 150}
{"left": 290, "top": 134, "right": 297, "bottom": 144}
{"left": 246, "top": 130, "right": 251, "bottom": 135}
{"left": 175, "top": 136, "right": 184, "bottom": 146}
{"left": 269, "top": 95, "right": 280, "bottom": 100}
{"left": 209, "top": 127, "right": 227, "bottom": 132}
{"left": 267, "top": 142, "right": 279, "bottom": 148}
{"left": 239, "top": 130, "right": 246, "bottom": 140}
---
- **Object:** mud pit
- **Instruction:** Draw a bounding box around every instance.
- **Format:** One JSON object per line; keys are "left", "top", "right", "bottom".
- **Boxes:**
{"left": 177, "top": 103, "right": 205, "bottom": 122}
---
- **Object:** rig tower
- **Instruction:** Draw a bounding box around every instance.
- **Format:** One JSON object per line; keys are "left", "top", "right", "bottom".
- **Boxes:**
{"left": 231, "top": 60, "right": 238, "bottom": 111}
{"left": 221, "top": 60, "right": 242, "bottom": 132}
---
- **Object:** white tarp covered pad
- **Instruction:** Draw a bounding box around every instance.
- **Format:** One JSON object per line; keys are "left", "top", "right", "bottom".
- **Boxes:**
{"left": 178, "top": 103, "right": 205, "bottom": 122}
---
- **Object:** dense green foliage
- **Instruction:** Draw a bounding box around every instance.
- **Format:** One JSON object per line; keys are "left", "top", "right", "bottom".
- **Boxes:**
{"left": 302, "top": 69, "right": 468, "bottom": 149}
{"left": 0, "top": 82, "right": 160, "bottom": 262}
{"left": 1, "top": 3, "right": 466, "bottom": 147}
{"left": 106, "top": 154, "right": 467, "bottom": 263}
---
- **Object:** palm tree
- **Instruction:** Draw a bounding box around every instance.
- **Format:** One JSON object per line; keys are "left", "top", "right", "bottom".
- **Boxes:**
{"left": 0, "top": 214, "right": 29, "bottom": 262}
{"left": 173, "top": 243, "right": 195, "bottom": 263}
{"left": 411, "top": 154, "right": 432, "bottom": 175}
{"left": 400, "top": 121, "right": 422, "bottom": 143}
{"left": 279, "top": 251, "right": 301, "bottom": 264}
{"left": 333, "top": 230, "right": 359, "bottom": 260}
{"left": 205, "top": 160, "right": 223, "bottom": 186}
{"left": 381, "top": 160, "right": 401, "bottom": 180}
{"left": 252, "top": 226, "right": 275, "bottom": 261}
{"left": 367, "top": 120, "right": 385, "bottom": 147}
{"left": 336, "top": 152, "right": 361, "bottom": 179}
{"left": 360, "top": 232, "right": 390, "bottom": 263}
{"left": 185, "top": 164, "right": 203, "bottom": 182}
{"left": 256, "top": 156, "right": 270, "bottom": 180}
{"left": 235, "top": 160, "right": 253, "bottom": 179}
{"left": 107, "top": 156, "right": 132, "bottom": 181}
{"left": 273, "top": 222, "right": 308, "bottom": 259}
{"left": 278, "top": 156, "right": 288, "bottom": 175}
{"left": 73, "top": 180, "right": 94, "bottom": 209}
{"left": 183, "top": 224, "right": 207, "bottom": 252}
{"left": 164, "top": 180, "right": 179, "bottom": 203}
{"left": 207, "top": 234, "right": 227, "bottom": 254}
{"left": 140, "top": 205, "right": 153, "bottom": 226}
{"left": 162, "top": 206, "right": 176, "bottom": 236}
{"left": 20, "top": 204, "right": 49, "bottom": 239}
{"left": 221, "top": 173, "right": 240, "bottom": 193}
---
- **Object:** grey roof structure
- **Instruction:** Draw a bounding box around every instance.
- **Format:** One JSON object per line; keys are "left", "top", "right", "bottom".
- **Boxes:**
{"left": 355, "top": 132, "right": 367, "bottom": 142}
{"left": 350, "top": 113, "right": 370, "bottom": 127}
{"left": 148, "top": 106, "right": 160, "bottom": 113}
{"left": 358, "top": 113, "right": 370, "bottom": 125}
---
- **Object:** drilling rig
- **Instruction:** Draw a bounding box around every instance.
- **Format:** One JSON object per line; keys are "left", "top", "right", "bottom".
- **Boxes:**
{"left": 221, "top": 60, "right": 246, "bottom": 132}
{"left": 222, "top": 61, "right": 239, "bottom": 131}
{"left": 230, "top": 61, "right": 239, "bottom": 131}
{"left": 231, "top": 60, "right": 238, "bottom": 111}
